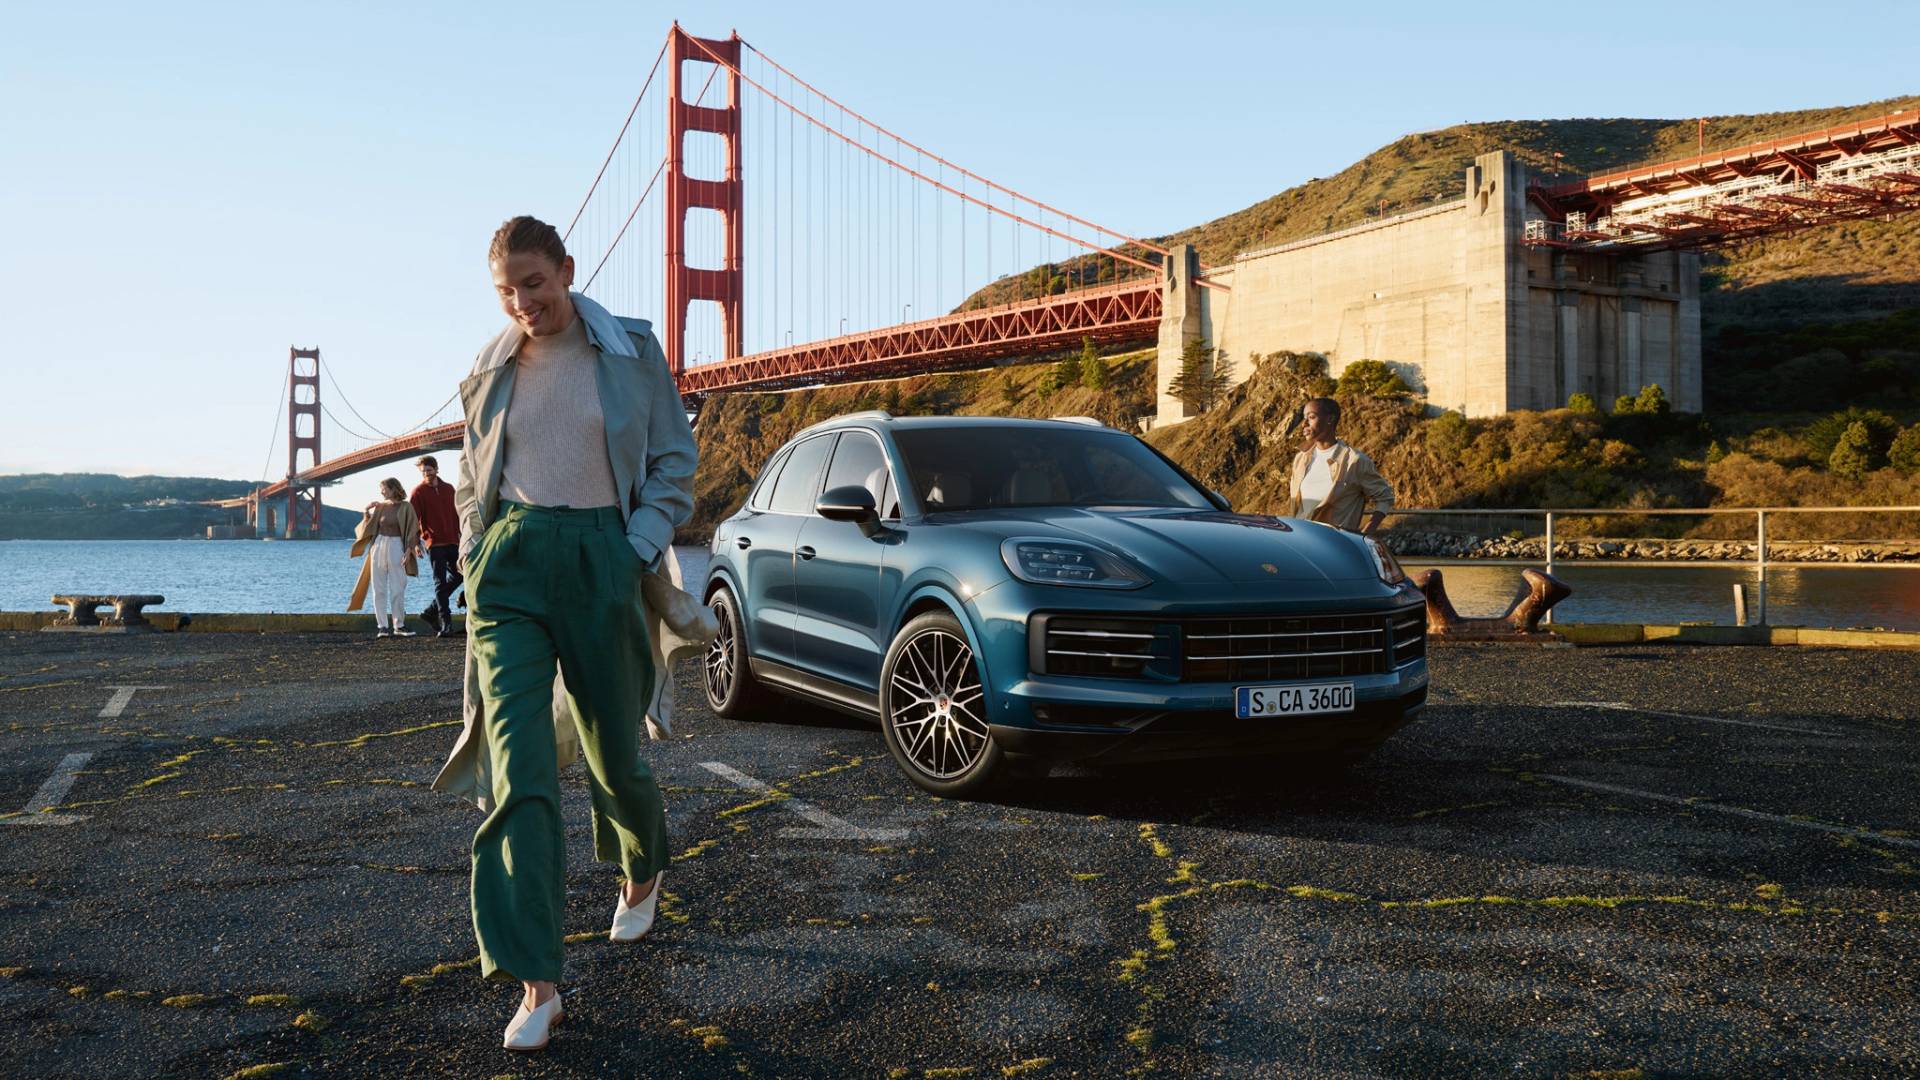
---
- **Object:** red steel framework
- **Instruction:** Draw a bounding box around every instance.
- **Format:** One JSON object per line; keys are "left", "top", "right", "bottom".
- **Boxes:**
{"left": 285, "top": 347, "right": 324, "bottom": 538}
{"left": 664, "top": 25, "right": 743, "bottom": 375}
{"left": 1526, "top": 109, "right": 1920, "bottom": 250}
{"left": 676, "top": 279, "right": 1162, "bottom": 398}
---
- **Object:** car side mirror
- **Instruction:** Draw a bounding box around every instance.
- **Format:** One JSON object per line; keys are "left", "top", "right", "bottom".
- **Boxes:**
{"left": 816, "top": 484, "right": 882, "bottom": 536}
{"left": 1210, "top": 489, "right": 1232, "bottom": 512}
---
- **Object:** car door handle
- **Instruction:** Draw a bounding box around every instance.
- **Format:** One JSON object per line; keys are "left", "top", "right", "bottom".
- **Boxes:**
{"left": 737, "top": 537, "right": 752, "bottom": 549}
{"left": 797, "top": 545, "right": 816, "bottom": 560}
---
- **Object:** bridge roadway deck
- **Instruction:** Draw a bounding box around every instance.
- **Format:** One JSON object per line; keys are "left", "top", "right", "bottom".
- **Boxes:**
{"left": 0, "top": 633, "right": 1914, "bottom": 1076}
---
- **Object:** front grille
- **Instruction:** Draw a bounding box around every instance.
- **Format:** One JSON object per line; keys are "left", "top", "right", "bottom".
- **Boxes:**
{"left": 1035, "top": 615, "right": 1179, "bottom": 680}
{"left": 1389, "top": 605, "right": 1427, "bottom": 669}
{"left": 1181, "top": 612, "right": 1386, "bottom": 682}
{"left": 1035, "top": 603, "right": 1428, "bottom": 683}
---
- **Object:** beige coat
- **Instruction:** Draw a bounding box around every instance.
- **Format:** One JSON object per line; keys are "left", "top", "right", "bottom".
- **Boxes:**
{"left": 430, "top": 293, "right": 704, "bottom": 814}
{"left": 346, "top": 501, "right": 419, "bottom": 612}
{"left": 1285, "top": 440, "right": 1395, "bottom": 532}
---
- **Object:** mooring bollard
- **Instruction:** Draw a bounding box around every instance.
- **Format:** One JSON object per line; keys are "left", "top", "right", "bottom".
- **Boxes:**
{"left": 46, "top": 594, "right": 167, "bottom": 632}
{"left": 1733, "top": 583, "right": 1748, "bottom": 627}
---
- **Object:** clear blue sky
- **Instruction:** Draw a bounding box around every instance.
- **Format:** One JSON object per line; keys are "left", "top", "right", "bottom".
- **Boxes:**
{"left": 4, "top": 0, "right": 1914, "bottom": 514}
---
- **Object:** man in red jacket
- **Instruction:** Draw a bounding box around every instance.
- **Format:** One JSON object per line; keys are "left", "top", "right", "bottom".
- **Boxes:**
{"left": 410, "top": 455, "right": 464, "bottom": 638}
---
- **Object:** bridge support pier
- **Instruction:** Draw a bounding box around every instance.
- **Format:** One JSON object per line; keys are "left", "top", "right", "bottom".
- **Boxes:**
{"left": 1154, "top": 243, "right": 1213, "bottom": 428}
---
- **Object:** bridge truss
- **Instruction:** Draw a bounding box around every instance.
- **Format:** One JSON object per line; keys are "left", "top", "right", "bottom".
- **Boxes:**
{"left": 1525, "top": 109, "right": 1920, "bottom": 251}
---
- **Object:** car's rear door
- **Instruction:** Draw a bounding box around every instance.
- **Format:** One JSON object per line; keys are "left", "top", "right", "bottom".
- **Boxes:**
{"left": 791, "top": 430, "right": 901, "bottom": 693}
{"left": 741, "top": 433, "right": 834, "bottom": 669}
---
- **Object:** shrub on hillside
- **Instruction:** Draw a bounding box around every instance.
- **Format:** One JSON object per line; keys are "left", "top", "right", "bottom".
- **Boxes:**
{"left": 1427, "top": 410, "right": 1470, "bottom": 462}
{"left": 1335, "top": 359, "right": 1410, "bottom": 397}
{"left": 1804, "top": 407, "right": 1898, "bottom": 465}
{"left": 1567, "top": 392, "right": 1598, "bottom": 413}
{"left": 1827, "top": 421, "right": 1878, "bottom": 480}
{"left": 1078, "top": 337, "right": 1109, "bottom": 390}
{"left": 1890, "top": 425, "right": 1920, "bottom": 476}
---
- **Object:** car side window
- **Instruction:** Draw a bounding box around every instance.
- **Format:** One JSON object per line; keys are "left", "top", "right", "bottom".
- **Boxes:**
{"left": 767, "top": 435, "right": 834, "bottom": 515}
{"left": 820, "top": 431, "right": 893, "bottom": 515}
{"left": 746, "top": 449, "right": 791, "bottom": 512}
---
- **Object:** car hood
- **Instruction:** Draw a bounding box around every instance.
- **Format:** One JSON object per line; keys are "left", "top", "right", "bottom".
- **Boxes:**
{"left": 934, "top": 507, "right": 1379, "bottom": 584}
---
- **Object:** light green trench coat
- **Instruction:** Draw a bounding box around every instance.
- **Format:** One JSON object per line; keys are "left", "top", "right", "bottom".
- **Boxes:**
{"left": 430, "top": 293, "right": 701, "bottom": 812}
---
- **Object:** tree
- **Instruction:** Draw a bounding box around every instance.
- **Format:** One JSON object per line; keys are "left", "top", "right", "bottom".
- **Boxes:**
{"left": 1166, "top": 340, "right": 1233, "bottom": 414}
{"left": 1611, "top": 383, "right": 1672, "bottom": 415}
{"left": 1335, "top": 358, "right": 1409, "bottom": 397}
{"left": 999, "top": 373, "right": 1023, "bottom": 407}
{"left": 1047, "top": 354, "right": 1080, "bottom": 396}
{"left": 1077, "top": 337, "right": 1108, "bottom": 390}
{"left": 1567, "top": 392, "right": 1598, "bottom": 414}
{"left": 1890, "top": 425, "right": 1920, "bottom": 476}
{"left": 1828, "top": 421, "right": 1877, "bottom": 480}
{"left": 1805, "top": 407, "right": 1899, "bottom": 464}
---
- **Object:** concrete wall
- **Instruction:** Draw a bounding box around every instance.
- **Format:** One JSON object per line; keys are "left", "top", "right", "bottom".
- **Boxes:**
{"left": 1157, "top": 151, "right": 1702, "bottom": 421}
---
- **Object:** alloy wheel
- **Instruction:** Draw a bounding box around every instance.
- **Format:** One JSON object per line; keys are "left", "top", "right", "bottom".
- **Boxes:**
{"left": 887, "top": 628, "right": 988, "bottom": 779}
{"left": 704, "top": 601, "right": 736, "bottom": 706}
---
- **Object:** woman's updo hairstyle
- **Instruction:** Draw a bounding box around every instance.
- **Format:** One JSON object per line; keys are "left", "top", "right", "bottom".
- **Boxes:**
{"left": 488, "top": 215, "right": 568, "bottom": 268}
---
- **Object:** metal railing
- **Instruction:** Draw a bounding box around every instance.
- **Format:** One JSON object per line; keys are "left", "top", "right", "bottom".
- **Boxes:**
{"left": 1382, "top": 506, "right": 1920, "bottom": 626}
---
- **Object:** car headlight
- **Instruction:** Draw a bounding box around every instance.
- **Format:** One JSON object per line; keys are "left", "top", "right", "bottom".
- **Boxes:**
{"left": 1001, "top": 538, "right": 1150, "bottom": 589}
{"left": 1364, "top": 536, "right": 1407, "bottom": 586}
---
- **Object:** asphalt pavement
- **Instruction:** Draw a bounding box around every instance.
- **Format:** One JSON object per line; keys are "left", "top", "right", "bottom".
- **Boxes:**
{"left": 0, "top": 630, "right": 1915, "bottom": 1078}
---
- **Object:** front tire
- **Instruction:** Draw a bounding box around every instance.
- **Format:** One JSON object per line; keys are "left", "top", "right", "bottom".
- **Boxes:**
{"left": 879, "top": 611, "right": 1005, "bottom": 797}
{"left": 704, "top": 586, "right": 771, "bottom": 719}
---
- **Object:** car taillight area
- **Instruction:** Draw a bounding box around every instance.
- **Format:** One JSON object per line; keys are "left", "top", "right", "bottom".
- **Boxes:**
{"left": 1032, "top": 603, "right": 1426, "bottom": 683}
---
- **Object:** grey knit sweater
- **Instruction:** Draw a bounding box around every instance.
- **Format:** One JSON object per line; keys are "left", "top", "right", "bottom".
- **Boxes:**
{"left": 497, "top": 314, "right": 621, "bottom": 510}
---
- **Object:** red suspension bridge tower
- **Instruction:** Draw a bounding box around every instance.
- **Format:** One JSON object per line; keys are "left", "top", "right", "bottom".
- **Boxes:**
{"left": 285, "top": 346, "right": 325, "bottom": 538}
{"left": 663, "top": 25, "right": 743, "bottom": 375}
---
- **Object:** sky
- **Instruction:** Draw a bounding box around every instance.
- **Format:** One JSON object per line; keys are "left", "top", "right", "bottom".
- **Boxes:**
{"left": 4, "top": 0, "right": 1916, "bottom": 514}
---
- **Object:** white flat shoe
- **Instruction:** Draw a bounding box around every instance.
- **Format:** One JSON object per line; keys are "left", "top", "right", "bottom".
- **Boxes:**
{"left": 503, "top": 993, "right": 562, "bottom": 1051}
{"left": 610, "top": 872, "right": 663, "bottom": 942}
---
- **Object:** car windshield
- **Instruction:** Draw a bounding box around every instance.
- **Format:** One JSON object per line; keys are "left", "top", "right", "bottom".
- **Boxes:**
{"left": 891, "top": 425, "right": 1213, "bottom": 513}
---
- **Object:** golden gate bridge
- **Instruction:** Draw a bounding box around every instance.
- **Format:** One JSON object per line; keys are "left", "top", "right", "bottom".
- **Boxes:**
{"left": 219, "top": 23, "right": 1920, "bottom": 537}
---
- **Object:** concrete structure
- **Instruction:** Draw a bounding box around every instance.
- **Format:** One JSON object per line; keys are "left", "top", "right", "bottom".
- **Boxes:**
{"left": 1157, "top": 151, "right": 1701, "bottom": 424}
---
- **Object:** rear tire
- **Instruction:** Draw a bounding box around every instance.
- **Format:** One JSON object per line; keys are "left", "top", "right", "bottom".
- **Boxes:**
{"left": 704, "top": 586, "right": 771, "bottom": 719}
{"left": 879, "top": 611, "right": 1006, "bottom": 797}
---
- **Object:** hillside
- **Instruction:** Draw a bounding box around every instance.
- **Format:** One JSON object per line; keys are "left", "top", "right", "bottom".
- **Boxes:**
{"left": 0, "top": 474, "right": 361, "bottom": 539}
{"left": 954, "top": 96, "right": 1920, "bottom": 414}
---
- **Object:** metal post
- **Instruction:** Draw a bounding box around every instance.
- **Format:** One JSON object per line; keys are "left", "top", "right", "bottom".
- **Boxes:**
{"left": 1755, "top": 510, "right": 1769, "bottom": 625}
{"left": 1733, "top": 583, "right": 1747, "bottom": 627}
{"left": 1542, "top": 511, "right": 1555, "bottom": 625}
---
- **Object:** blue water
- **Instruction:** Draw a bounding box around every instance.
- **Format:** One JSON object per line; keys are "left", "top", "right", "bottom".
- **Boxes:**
{"left": 0, "top": 540, "right": 1916, "bottom": 630}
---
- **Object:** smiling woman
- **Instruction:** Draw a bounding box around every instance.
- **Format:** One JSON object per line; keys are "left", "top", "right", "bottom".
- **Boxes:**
{"left": 429, "top": 213, "right": 700, "bottom": 1054}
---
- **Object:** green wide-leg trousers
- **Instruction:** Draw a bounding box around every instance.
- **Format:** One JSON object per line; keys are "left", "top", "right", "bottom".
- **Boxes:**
{"left": 466, "top": 501, "right": 668, "bottom": 983}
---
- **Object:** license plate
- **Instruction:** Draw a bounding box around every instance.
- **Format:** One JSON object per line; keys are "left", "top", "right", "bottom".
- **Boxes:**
{"left": 1235, "top": 682, "right": 1355, "bottom": 718}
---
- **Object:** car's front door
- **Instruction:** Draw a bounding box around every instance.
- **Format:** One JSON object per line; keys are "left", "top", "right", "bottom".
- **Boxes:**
{"left": 792, "top": 430, "right": 901, "bottom": 692}
{"left": 742, "top": 433, "right": 834, "bottom": 669}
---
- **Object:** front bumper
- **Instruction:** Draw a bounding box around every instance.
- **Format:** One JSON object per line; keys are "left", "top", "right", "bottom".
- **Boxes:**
{"left": 964, "top": 577, "right": 1431, "bottom": 765}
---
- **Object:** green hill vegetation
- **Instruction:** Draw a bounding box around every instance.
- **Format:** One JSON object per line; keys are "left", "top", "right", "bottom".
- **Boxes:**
{"left": 0, "top": 474, "right": 360, "bottom": 539}
{"left": 682, "top": 346, "right": 1920, "bottom": 544}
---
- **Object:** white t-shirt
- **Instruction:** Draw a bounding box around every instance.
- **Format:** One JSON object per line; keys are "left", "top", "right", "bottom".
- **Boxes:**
{"left": 1297, "top": 446, "right": 1335, "bottom": 519}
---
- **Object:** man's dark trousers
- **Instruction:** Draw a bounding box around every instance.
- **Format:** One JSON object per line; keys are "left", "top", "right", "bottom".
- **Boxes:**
{"left": 428, "top": 544, "right": 463, "bottom": 629}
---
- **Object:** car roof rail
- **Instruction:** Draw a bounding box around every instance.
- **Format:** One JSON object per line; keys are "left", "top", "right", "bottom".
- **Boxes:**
{"left": 840, "top": 409, "right": 893, "bottom": 421}
{"left": 1048, "top": 415, "right": 1108, "bottom": 427}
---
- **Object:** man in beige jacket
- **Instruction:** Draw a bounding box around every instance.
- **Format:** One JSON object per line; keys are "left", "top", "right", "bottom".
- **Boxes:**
{"left": 1285, "top": 397, "right": 1395, "bottom": 533}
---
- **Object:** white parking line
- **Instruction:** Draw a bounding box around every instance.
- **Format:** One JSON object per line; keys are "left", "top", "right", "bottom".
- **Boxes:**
{"left": 1538, "top": 773, "right": 1920, "bottom": 850}
{"left": 100, "top": 686, "right": 166, "bottom": 718}
{"left": 700, "top": 761, "right": 908, "bottom": 841}
{"left": 1550, "top": 701, "right": 1839, "bottom": 737}
{"left": 3, "top": 752, "right": 94, "bottom": 827}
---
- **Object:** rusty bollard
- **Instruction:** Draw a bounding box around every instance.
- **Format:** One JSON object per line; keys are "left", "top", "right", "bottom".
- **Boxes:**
{"left": 1414, "top": 568, "right": 1570, "bottom": 640}
{"left": 47, "top": 594, "right": 167, "bottom": 632}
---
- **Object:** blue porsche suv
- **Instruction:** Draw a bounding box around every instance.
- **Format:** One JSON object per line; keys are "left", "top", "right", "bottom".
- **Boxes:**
{"left": 701, "top": 412, "right": 1429, "bottom": 795}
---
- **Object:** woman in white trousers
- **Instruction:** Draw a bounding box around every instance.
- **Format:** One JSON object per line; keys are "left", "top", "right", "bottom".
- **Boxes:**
{"left": 348, "top": 477, "right": 421, "bottom": 638}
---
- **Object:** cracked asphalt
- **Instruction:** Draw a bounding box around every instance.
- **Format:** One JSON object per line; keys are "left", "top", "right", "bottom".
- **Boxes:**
{"left": 0, "top": 630, "right": 1915, "bottom": 1078}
